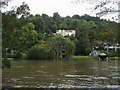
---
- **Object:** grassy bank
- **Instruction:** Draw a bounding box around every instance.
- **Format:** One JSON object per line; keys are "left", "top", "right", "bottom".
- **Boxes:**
{"left": 109, "top": 57, "right": 120, "bottom": 60}
{"left": 70, "top": 56, "right": 120, "bottom": 60}
{"left": 69, "top": 56, "right": 97, "bottom": 60}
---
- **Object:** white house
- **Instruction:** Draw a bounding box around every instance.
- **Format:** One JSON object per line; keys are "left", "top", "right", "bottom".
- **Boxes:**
{"left": 56, "top": 30, "right": 76, "bottom": 36}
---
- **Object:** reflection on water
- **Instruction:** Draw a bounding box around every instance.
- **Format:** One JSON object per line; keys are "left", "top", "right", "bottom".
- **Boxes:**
{"left": 2, "top": 59, "right": 120, "bottom": 89}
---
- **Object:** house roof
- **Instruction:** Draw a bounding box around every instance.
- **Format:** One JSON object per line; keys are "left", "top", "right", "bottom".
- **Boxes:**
{"left": 94, "top": 40, "right": 104, "bottom": 45}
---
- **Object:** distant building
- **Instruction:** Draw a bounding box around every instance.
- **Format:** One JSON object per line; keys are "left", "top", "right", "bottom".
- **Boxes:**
{"left": 92, "top": 43, "right": 120, "bottom": 51}
{"left": 104, "top": 45, "right": 120, "bottom": 51}
{"left": 94, "top": 40, "right": 105, "bottom": 45}
{"left": 56, "top": 30, "right": 76, "bottom": 36}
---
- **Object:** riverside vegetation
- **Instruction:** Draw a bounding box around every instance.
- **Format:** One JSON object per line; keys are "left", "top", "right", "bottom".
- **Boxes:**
{"left": 2, "top": 2, "right": 119, "bottom": 61}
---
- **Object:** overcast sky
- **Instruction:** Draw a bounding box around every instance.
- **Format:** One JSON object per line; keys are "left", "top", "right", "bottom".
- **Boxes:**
{"left": 4, "top": 0, "right": 118, "bottom": 22}
{"left": 5, "top": 0, "right": 96, "bottom": 17}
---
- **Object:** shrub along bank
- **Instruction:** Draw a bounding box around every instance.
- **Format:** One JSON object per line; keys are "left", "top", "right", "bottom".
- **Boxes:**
{"left": 27, "top": 35, "right": 75, "bottom": 60}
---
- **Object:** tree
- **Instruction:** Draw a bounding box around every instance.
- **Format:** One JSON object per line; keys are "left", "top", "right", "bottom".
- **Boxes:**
{"left": 74, "top": 37, "right": 91, "bottom": 55}
{"left": 53, "top": 12, "right": 62, "bottom": 29}
{"left": 71, "top": 0, "right": 119, "bottom": 21}
{"left": 6, "top": 2, "right": 30, "bottom": 18}
{"left": 69, "top": 19, "right": 81, "bottom": 30}
{"left": 59, "top": 17, "right": 74, "bottom": 30}
{"left": 2, "top": 21, "right": 41, "bottom": 58}
{"left": 2, "top": 13, "right": 20, "bottom": 56}
{"left": 74, "top": 19, "right": 94, "bottom": 55}
{"left": 72, "top": 14, "right": 81, "bottom": 19}
{"left": 50, "top": 35, "right": 75, "bottom": 60}
{"left": 59, "top": 22, "right": 68, "bottom": 30}
{"left": 42, "top": 14, "right": 57, "bottom": 33}
{"left": 2, "top": 2, "right": 31, "bottom": 57}
{"left": 0, "top": 0, "right": 12, "bottom": 9}
{"left": 27, "top": 14, "right": 45, "bottom": 33}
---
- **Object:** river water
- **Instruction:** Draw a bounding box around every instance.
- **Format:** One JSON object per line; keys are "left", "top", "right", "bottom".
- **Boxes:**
{"left": 2, "top": 59, "right": 120, "bottom": 89}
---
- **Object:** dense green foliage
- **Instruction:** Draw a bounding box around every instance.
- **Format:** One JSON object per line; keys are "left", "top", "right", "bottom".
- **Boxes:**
{"left": 27, "top": 36, "right": 75, "bottom": 60}
{"left": 27, "top": 45, "right": 49, "bottom": 60}
{"left": 2, "top": 3, "right": 119, "bottom": 60}
{"left": 50, "top": 35, "right": 75, "bottom": 60}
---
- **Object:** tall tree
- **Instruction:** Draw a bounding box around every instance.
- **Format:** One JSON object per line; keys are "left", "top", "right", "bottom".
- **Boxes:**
{"left": 27, "top": 14, "right": 45, "bottom": 33}
{"left": 53, "top": 12, "right": 62, "bottom": 29}
{"left": 50, "top": 35, "right": 75, "bottom": 59}
{"left": 42, "top": 14, "right": 57, "bottom": 33}
{"left": 6, "top": 2, "right": 30, "bottom": 18}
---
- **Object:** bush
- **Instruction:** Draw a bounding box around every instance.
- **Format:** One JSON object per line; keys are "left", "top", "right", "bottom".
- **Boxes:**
{"left": 84, "top": 48, "right": 92, "bottom": 55}
{"left": 104, "top": 50, "right": 119, "bottom": 57}
{"left": 27, "top": 35, "right": 76, "bottom": 60}
{"left": 14, "top": 52, "right": 22, "bottom": 59}
{"left": 27, "top": 46, "right": 50, "bottom": 60}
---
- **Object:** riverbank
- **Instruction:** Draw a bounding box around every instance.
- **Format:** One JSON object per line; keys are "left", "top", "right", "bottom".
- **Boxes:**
{"left": 109, "top": 57, "right": 120, "bottom": 60}
{"left": 69, "top": 56, "right": 119, "bottom": 60}
{"left": 2, "top": 56, "right": 119, "bottom": 61}
{"left": 69, "top": 56, "right": 97, "bottom": 60}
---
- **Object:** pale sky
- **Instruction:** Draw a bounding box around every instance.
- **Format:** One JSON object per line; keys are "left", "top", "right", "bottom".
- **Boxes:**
{"left": 5, "top": 0, "right": 95, "bottom": 17}
{"left": 4, "top": 0, "right": 119, "bottom": 22}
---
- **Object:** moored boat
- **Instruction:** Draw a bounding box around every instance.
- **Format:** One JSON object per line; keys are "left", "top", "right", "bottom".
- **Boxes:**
{"left": 98, "top": 53, "right": 108, "bottom": 60}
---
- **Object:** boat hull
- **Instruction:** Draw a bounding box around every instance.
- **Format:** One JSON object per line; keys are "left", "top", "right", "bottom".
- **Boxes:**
{"left": 98, "top": 53, "right": 108, "bottom": 60}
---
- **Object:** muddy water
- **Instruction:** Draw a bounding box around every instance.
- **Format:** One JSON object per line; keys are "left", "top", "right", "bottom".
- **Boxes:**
{"left": 2, "top": 59, "right": 120, "bottom": 89}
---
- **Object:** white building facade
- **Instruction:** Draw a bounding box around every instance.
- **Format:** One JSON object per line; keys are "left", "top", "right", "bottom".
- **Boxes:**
{"left": 56, "top": 30, "right": 76, "bottom": 36}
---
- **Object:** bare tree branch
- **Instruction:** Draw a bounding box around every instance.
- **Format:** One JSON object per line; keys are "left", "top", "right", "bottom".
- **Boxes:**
{"left": 71, "top": 0, "right": 120, "bottom": 17}
{"left": 0, "top": 0, "right": 12, "bottom": 10}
